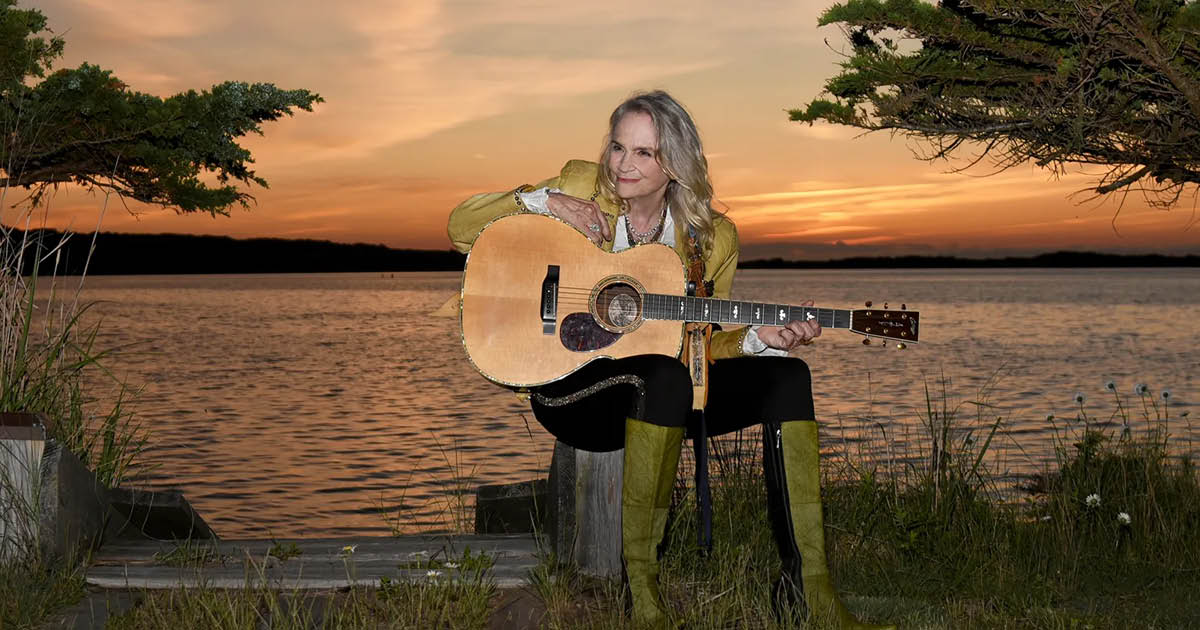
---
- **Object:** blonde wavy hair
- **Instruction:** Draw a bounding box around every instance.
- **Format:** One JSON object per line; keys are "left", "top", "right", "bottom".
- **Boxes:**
{"left": 597, "top": 91, "right": 719, "bottom": 252}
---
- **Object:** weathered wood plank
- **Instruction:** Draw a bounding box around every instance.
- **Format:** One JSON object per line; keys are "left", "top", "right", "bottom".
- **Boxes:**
{"left": 94, "top": 535, "right": 539, "bottom": 564}
{"left": 87, "top": 534, "right": 542, "bottom": 590}
{"left": 87, "top": 564, "right": 538, "bottom": 589}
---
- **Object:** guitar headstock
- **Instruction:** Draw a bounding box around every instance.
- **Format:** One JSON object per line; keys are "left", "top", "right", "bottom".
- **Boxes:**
{"left": 850, "top": 302, "right": 919, "bottom": 345}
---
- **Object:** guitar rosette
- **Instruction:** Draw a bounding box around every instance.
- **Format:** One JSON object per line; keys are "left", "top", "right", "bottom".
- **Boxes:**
{"left": 590, "top": 275, "right": 647, "bottom": 333}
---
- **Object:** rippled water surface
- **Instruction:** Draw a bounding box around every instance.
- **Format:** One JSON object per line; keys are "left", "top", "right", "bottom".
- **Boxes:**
{"left": 53, "top": 268, "right": 1200, "bottom": 538}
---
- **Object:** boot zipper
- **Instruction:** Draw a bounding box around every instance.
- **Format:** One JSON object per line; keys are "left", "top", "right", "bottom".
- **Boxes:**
{"left": 772, "top": 422, "right": 801, "bottom": 609}
{"left": 772, "top": 426, "right": 799, "bottom": 556}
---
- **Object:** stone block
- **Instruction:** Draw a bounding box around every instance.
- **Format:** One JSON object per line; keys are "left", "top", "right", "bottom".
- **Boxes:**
{"left": 38, "top": 439, "right": 113, "bottom": 563}
{"left": 473, "top": 479, "right": 548, "bottom": 535}
{"left": 108, "top": 487, "right": 217, "bottom": 541}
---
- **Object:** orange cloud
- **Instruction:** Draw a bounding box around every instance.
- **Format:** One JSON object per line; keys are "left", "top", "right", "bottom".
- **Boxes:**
{"left": 17, "top": 0, "right": 1196, "bottom": 256}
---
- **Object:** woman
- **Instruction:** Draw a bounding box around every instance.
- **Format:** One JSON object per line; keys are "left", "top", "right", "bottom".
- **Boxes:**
{"left": 448, "top": 91, "right": 893, "bottom": 630}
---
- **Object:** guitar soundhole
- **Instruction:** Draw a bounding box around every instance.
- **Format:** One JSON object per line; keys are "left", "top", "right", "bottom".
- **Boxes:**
{"left": 592, "top": 280, "right": 644, "bottom": 332}
{"left": 560, "top": 312, "right": 621, "bottom": 352}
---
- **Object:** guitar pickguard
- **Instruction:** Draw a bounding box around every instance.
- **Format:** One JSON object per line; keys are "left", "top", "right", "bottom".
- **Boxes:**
{"left": 560, "top": 312, "right": 622, "bottom": 352}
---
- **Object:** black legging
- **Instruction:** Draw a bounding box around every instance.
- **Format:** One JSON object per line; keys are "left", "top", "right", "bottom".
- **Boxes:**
{"left": 530, "top": 354, "right": 815, "bottom": 452}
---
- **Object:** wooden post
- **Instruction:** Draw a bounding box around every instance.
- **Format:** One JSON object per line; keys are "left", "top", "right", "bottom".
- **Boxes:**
{"left": 548, "top": 441, "right": 624, "bottom": 577}
{"left": 573, "top": 448, "right": 623, "bottom": 576}
{"left": 0, "top": 412, "right": 47, "bottom": 561}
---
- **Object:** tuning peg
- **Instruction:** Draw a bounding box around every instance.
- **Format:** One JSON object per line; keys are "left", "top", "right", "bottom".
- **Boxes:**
{"left": 862, "top": 337, "right": 871, "bottom": 346}
{"left": 896, "top": 342, "right": 907, "bottom": 350}
{"left": 884, "top": 302, "right": 889, "bottom": 309}
{"left": 864, "top": 300, "right": 872, "bottom": 307}
{"left": 901, "top": 303, "right": 907, "bottom": 311}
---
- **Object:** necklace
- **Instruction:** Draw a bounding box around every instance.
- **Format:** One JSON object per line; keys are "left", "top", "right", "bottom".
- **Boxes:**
{"left": 624, "top": 205, "right": 667, "bottom": 245}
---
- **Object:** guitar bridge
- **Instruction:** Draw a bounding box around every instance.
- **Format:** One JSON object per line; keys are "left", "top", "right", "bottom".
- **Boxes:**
{"left": 541, "top": 265, "right": 559, "bottom": 335}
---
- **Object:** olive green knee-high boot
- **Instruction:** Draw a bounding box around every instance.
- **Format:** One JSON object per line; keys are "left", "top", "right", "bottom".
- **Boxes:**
{"left": 764, "top": 420, "right": 896, "bottom": 630}
{"left": 622, "top": 418, "right": 684, "bottom": 630}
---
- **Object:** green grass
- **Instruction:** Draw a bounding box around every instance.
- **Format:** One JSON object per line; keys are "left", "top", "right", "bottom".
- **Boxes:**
{"left": 152, "top": 540, "right": 228, "bottom": 568}
{"left": 1, "top": 216, "right": 145, "bottom": 628}
{"left": 0, "top": 559, "right": 87, "bottom": 629}
{"left": 516, "top": 375, "right": 1200, "bottom": 630}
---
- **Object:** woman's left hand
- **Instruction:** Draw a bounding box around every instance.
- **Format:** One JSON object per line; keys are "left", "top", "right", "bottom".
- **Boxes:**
{"left": 755, "top": 300, "right": 821, "bottom": 351}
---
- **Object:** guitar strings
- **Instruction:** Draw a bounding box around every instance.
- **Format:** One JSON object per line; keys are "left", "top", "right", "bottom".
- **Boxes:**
{"left": 515, "top": 283, "right": 889, "bottom": 333}
{"left": 551, "top": 286, "right": 847, "bottom": 318}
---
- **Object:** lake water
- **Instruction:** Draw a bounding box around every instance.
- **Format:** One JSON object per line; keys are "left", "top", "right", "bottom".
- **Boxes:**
{"left": 47, "top": 268, "right": 1200, "bottom": 538}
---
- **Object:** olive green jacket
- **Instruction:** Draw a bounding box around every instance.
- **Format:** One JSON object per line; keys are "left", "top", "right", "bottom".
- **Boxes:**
{"left": 446, "top": 159, "right": 749, "bottom": 360}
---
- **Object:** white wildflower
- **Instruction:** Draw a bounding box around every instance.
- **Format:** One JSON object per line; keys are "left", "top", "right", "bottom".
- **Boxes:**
{"left": 426, "top": 569, "right": 442, "bottom": 579}
{"left": 1074, "top": 391, "right": 1086, "bottom": 404}
{"left": 1134, "top": 383, "right": 1149, "bottom": 396}
{"left": 1117, "top": 512, "right": 1131, "bottom": 525}
{"left": 1104, "top": 380, "right": 1116, "bottom": 392}
{"left": 444, "top": 562, "right": 460, "bottom": 569}
{"left": 1040, "top": 515, "right": 1052, "bottom": 522}
{"left": 1085, "top": 493, "right": 1101, "bottom": 508}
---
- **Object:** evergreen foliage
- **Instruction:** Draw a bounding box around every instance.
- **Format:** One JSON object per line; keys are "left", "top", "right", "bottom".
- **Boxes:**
{"left": 795, "top": 0, "right": 1200, "bottom": 206}
{"left": 0, "top": 0, "right": 322, "bottom": 215}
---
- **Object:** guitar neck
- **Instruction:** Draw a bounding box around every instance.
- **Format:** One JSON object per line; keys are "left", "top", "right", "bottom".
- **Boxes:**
{"left": 643, "top": 293, "right": 851, "bottom": 329}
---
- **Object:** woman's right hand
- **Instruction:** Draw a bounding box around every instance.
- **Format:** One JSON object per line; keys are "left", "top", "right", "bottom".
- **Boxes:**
{"left": 546, "top": 192, "right": 611, "bottom": 246}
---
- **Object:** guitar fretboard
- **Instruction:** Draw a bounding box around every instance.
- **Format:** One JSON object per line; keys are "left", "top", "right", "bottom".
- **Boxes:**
{"left": 642, "top": 293, "right": 852, "bottom": 329}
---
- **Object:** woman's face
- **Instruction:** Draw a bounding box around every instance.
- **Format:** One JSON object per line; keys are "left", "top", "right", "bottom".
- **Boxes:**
{"left": 608, "top": 111, "right": 671, "bottom": 206}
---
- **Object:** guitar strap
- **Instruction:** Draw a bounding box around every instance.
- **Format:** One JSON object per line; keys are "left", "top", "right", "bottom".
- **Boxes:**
{"left": 681, "top": 224, "right": 714, "bottom": 554}
{"left": 680, "top": 225, "right": 714, "bottom": 406}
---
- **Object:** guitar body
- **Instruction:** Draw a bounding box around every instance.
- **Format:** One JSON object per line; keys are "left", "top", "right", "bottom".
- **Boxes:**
{"left": 461, "top": 213, "right": 687, "bottom": 388}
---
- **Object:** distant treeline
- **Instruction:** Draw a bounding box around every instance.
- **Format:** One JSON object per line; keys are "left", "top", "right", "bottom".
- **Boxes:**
{"left": 4, "top": 227, "right": 1197, "bottom": 274}
{"left": 3, "top": 228, "right": 467, "bottom": 275}
{"left": 741, "top": 251, "right": 1200, "bottom": 269}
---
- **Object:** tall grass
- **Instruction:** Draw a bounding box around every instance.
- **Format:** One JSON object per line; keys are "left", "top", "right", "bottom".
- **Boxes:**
{"left": 1, "top": 205, "right": 146, "bottom": 627}
{"left": 1, "top": 214, "right": 145, "bottom": 488}
{"left": 519, "top": 373, "right": 1200, "bottom": 629}
{"left": 820, "top": 375, "right": 1200, "bottom": 628}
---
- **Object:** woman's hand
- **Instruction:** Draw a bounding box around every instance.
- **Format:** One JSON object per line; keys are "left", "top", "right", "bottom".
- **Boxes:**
{"left": 546, "top": 192, "right": 612, "bottom": 246}
{"left": 755, "top": 300, "right": 822, "bottom": 351}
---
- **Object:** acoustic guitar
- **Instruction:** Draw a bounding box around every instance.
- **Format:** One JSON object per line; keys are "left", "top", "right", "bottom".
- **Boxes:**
{"left": 459, "top": 213, "right": 919, "bottom": 388}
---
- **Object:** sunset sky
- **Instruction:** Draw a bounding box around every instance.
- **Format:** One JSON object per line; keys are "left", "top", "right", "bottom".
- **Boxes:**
{"left": 23, "top": 0, "right": 1200, "bottom": 260}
